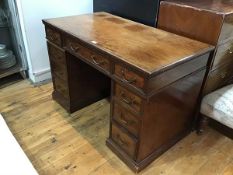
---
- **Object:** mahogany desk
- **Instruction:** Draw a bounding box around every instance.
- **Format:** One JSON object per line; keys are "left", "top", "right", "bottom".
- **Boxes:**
{"left": 43, "top": 12, "right": 213, "bottom": 172}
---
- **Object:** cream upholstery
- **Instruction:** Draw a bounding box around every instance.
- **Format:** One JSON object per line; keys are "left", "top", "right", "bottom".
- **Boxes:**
{"left": 201, "top": 84, "right": 233, "bottom": 129}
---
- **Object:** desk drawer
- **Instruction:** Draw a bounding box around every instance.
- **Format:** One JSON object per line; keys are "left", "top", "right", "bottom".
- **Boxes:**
{"left": 64, "top": 37, "right": 110, "bottom": 73}
{"left": 113, "top": 102, "right": 140, "bottom": 137}
{"left": 53, "top": 76, "right": 69, "bottom": 99}
{"left": 212, "top": 40, "right": 233, "bottom": 69}
{"left": 46, "top": 27, "right": 62, "bottom": 46}
{"left": 204, "top": 62, "right": 233, "bottom": 94}
{"left": 48, "top": 43, "right": 67, "bottom": 81}
{"left": 51, "top": 61, "right": 67, "bottom": 81}
{"left": 47, "top": 42, "right": 66, "bottom": 64}
{"left": 111, "top": 123, "right": 137, "bottom": 158}
{"left": 114, "top": 64, "right": 144, "bottom": 90}
{"left": 115, "top": 84, "right": 142, "bottom": 113}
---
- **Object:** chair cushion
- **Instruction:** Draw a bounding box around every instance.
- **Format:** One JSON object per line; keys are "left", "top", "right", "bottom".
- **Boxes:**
{"left": 201, "top": 84, "right": 233, "bottom": 129}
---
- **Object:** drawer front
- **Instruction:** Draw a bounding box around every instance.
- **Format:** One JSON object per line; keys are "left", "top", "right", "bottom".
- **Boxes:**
{"left": 114, "top": 64, "right": 144, "bottom": 90}
{"left": 53, "top": 76, "right": 69, "bottom": 99}
{"left": 115, "top": 84, "right": 142, "bottom": 113}
{"left": 47, "top": 42, "right": 66, "bottom": 65}
{"left": 204, "top": 63, "right": 233, "bottom": 94}
{"left": 212, "top": 40, "right": 233, "bottom": 69}
{"left": 113, "top": 102, "right": 140, "bottom": 137}
{"left": 64, "top": 37, "right": 110, "bottom": 72}
{"left": 47, "top": 43, "right": 67, "bottom": 80}
{"left": 46, "top": 27, "right": 62, "bottom": 46}
{"left": 51, "top": 61, "right": 67, "bottom": 81}
{"left": 218, "top": 15, "right": 233, "bottom": 43}
{"left": 111, "top": 123, "right": 137, "bottom": 158}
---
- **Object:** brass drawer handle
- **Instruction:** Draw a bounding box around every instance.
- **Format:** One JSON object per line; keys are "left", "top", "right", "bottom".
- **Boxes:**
{"left": 116, "top": 134, "right": 127, "bottom": 146}
{"left": 120, "top": 113, "right": 128, "bottom": 125}
{"left": 120, "top": 92, "right": 134, "bottom": 105}
{"left": 121, "top": 69, "right": 136, "bottom": 84}
{"left": 70, "top": 44, "right": 80, "bottom": 52}
{"left": 91, "top": 55, "right": 105, "bottom": 65}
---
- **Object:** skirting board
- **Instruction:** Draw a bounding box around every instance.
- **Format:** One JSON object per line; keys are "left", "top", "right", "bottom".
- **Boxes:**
{"left": 31, "top": 68, "right": 52, "bottom": 85}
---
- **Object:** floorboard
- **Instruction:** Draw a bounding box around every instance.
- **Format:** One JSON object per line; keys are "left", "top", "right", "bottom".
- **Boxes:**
{"left": 0, "top": 80, "right": 233, "bottom": 175}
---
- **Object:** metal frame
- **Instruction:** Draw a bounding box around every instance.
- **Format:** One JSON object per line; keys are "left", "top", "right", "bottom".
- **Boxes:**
{"left": 0, "top": 0, "right": 28, "bottom": 79}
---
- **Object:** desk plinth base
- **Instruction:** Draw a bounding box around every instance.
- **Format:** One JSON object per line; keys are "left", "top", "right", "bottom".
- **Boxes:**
{"left": 106, "top": 139, "right": 141, "bottom": 173}
{"left": 106, "top": 128, "right": 191, "bottom": 173}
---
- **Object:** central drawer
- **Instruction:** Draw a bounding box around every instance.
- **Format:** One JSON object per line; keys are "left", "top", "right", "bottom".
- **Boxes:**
{"left": 64, "top": 37, "right": 110, "bottom": 73}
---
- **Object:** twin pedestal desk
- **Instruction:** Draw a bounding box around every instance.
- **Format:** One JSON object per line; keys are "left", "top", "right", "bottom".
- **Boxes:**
{"left": 43, "top": 12, "right": 214, "bottom": 172}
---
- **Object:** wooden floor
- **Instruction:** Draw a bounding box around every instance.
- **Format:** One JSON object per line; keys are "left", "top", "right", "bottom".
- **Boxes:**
{"left": 0, "top": 80, "right": 233, "bottom": 175}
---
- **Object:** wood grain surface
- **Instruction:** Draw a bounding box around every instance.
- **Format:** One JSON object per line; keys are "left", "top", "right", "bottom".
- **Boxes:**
{"left": 0, "top": 80, "right": 233, "bottom": 174}
{"left": 43, "top": 12, "right": 213, "bottom": 75}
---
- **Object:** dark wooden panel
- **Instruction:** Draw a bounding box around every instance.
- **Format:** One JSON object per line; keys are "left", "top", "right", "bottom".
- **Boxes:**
{"left": 137, "top": 69, "right": 206, "bottom": 161}
{"left": 93, "top": 0, "right": 161, "bottom": 26}
{"left": 147, "top": 53, "right": 209, "bottom": 94}
{"left": 209, "top": 119, "right": 233, "bottom": 140}
{"left": 66, "top": 53, "right": 111, "bottom": 112}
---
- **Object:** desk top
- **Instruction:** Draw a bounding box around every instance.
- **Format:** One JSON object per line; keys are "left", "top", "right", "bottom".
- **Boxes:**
{"left": 43, "top": 12, "right": 213, "bottom": 75}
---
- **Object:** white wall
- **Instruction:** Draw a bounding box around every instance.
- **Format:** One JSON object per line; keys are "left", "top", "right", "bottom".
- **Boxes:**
{"left": 16, "top": 0, "right": 93, "bottom": 83}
